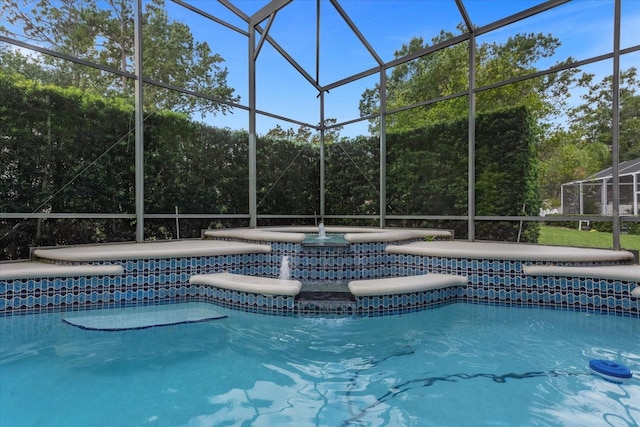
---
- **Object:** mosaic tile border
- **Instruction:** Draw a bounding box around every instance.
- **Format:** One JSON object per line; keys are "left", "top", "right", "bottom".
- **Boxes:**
{"left": 1, "top": 241, "right": 639, "bottom": 317}
{"left": 353, "top": 286, "right": 464, "bottom": 317}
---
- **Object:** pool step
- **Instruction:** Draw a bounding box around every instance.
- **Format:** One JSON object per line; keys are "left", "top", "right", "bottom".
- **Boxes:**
{"left": 298, "top": 282, "right": 354, "bottom": 301}
{"left": 298, "top": 291, "right": 355, "bottom": 302}
{"left": 348, "top": 273, "right": 468, "bottom": 296}
{"left": 190, "top": 272, "right": 302, "bottom": 296}
{"left": 295, "top": 299, "right": 356, "bottom": 315}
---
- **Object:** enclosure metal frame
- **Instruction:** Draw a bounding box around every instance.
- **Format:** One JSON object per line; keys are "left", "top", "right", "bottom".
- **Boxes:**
{"left": 2, "top": 0, "right": 639, "bottom": 250}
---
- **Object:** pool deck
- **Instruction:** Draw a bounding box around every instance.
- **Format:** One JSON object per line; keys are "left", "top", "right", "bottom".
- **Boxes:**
{"left": 0, "top": 261, "right": 125, "bottom": 281}
{"left": 31, "top": 239, "right": 271, "bottom": 262}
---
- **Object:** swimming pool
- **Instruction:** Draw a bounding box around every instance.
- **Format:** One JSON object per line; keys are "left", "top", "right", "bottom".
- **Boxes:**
{"left": 2, "top": 303, "right": 638, "bottom": 426}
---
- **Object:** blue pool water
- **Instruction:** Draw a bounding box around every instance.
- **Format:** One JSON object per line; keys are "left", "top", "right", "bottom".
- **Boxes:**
{"left": 1, "top": 303, "right": 639, "bottom": 426}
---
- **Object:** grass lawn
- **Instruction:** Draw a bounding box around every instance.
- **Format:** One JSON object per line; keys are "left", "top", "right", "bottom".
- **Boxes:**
{"left": 538, "top": 225, "right": 640, "bottom": 251}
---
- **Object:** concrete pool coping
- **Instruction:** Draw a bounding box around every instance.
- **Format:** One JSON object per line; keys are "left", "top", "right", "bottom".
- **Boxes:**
{"left": 0, "top": 240, "right": 272, "bottom": 280}
{"left": 0, "top": 261, "right": 124, "bottom": 280}
{"left": 203, "top": 226, "right": 453, "bottom": 243}
{"left": 2, "top": 236, "right": 636, "bottom": 284}
{"left": 29, "top": 239, "right": 633, "bottom": 265}
{"left": 386, "top": 241, "right": 634, "bottom": 263}
{"left": 30, "top": 239, "right": 272, "bottom": 262}
{"left": 17, "top": 228, "right": 634, "bottom": 267}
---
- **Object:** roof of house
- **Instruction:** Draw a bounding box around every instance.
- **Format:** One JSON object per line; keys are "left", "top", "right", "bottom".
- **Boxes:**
{"left": 564, "top": 158, "right": 640, "bottom": 185}
{"left": 590, "top": 158, "right": 640, "bottom": 180}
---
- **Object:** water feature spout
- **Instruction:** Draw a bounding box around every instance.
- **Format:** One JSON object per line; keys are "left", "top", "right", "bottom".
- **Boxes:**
{"left": 279, "top": 255, "right": 291, "bottom": 280}
{"left": 318, "top": 223, "right": 327, "bottom": 239}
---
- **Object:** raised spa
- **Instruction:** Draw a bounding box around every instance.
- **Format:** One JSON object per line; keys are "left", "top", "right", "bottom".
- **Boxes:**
{"left": 1, "top": 226, "right": 638, "bottom": 317}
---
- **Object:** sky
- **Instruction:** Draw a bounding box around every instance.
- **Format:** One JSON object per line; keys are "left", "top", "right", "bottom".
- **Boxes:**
{"left": 158, "top": 0, "right": 640, "bottom": 138}
{"left": 4, "top": 0, "right": 640, "bottom": 137}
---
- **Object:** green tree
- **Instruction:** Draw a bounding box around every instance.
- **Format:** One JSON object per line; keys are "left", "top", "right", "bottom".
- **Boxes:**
{"left": 0, "top": 0, "right": 239, "bottom": 115}
{"left": 0, "top": 71, "right": 251, "bottom": 259}
{"left": 140, "top": 0, "right": 239, "bottom": 115}
{"left": 264, "top": 124, "right": 313, "bottom": 142}
{"left": 0, "top": 43, "right": 60, "bottom": 83}
{"left": 537, "top": 128, "right": 609, "bottom": 203}
{"left": 538, "top": 67, "right": 640, "bottom": 203}
{"left": 567, "top": 67, "right": 640, "bottom": 162}
{"left": 360, "top": 29, "right": 576, "bottom": 134}
{"left": 263, "top": 119, "right": 342, "bottom": 145}
{"left": 1, "top": 0, "right": 109, "bottom": 89}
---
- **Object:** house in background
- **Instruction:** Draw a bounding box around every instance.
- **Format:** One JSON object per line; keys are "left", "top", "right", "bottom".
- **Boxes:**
{"left": 561, "top": 158, "right": 640, "bottom": 216}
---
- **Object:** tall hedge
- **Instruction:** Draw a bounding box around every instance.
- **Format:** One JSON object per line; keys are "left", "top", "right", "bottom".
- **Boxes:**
{"left": 1, "top": 73, "right": 540, "bottom": 260}
{"left": 387, "top": 106, "right": 540, "bottom": 241}
{"left": 0, "top": 73, "right": 249, "bottom": 258}
{"left": 475, "top": 107, "right": 540, "bottom": 242}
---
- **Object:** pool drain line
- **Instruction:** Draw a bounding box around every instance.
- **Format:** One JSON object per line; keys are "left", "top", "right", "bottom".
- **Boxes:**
{"left": 340, "top": 369, "right": 607, "bottom": 427}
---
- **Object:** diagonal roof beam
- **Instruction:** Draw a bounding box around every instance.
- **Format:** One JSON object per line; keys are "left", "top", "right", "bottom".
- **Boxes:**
{"left": 252, "top": 17, "right": 321, "bottom": 91}
{"left": 254, "top": 11, "right": 276, "bottom": 60}
{"left": 250, "top": 0, "right": 292, "bottom": 26}
{"left": 475, "top": 0, "right": 570, "bottom": 36}
{"left": 455, "top": 0, "right": 474, "bottom": 32}
{"left": 219, "top": 0, "right": 250, "bottom": 23}
{"left": 246, "top": 0, "right": 320, "bottom": 91}
{"left": 172, "top": 0, "right": 248, "bottom": 36}
{"left": 253, "top": 24, "right": 321, "bottom": 91}
{"left": 330, "top": 0, "right": 383, "bottom": 66}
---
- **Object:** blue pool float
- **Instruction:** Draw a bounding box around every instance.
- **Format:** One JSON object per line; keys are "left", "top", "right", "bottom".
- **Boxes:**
{"left": 589, "top": 359, "right": 633, "bottom": 382}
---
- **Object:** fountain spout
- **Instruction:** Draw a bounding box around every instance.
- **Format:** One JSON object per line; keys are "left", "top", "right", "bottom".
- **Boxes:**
{"left": 318, "top": 222, "right": 327, "bottom": 239}
{"left": 279, "top": 255, "right": 291, "bottom": 280}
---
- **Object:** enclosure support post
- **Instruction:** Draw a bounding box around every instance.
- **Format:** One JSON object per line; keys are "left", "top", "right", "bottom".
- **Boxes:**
{"left": 134, "top": 0, "right": 144, "bottom": 242}
{"left": 379, "top": 70, "right": 387, "bottom": 228}
{"left": 467, "top": 33, "right": 476, "bottom": 241}
{"left": 320, "top": 91, "right": 326, "bottom": 221}
{"left": 601, "top": 178, "right": 607, "bottom": 215}
{"left": 318, "top": 0, "right": 325, "bottom": 222}
{"left": 634, "top": 173, "right": 638, "bottom": 216}
{"left": 611, "top": 0, "right": 621, "bottom": 250}
{"left": 248, "top": 26, "right": 257, "bottom": 228}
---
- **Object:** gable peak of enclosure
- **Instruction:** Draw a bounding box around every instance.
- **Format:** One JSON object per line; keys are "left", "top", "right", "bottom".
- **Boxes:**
{"left": 213, "top": 0, "right": 554, "bottom": 85}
